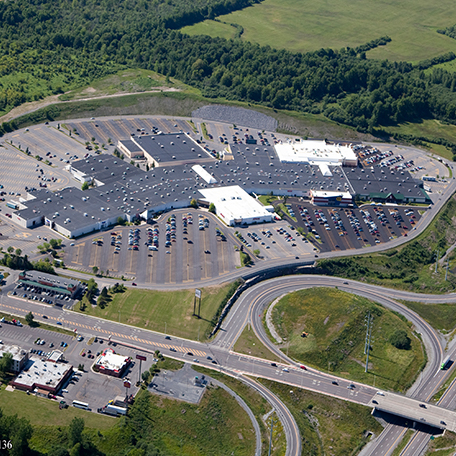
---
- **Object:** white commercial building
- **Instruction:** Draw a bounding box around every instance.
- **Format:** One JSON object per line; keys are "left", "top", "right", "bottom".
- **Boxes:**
{"left": 199, "top": 185, "right": 272, "bottom": 226}
{"left": 275, "top": 139, "right": 358, "bottom": 167}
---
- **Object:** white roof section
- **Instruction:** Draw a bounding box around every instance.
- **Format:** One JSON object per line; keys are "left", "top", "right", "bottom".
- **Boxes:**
{"left": 0, "top": 344, "right": 27, "bottom": 362}
{"left": 311, "top": 190, "right": 352, "bottom": 199}
{"left": 275, "top": 139, "right": 357, "bottom": 166}
{"left": 199, "top": 185, "right": 271, "bottom": 223}
{"left": 95, "top": 349, "right": 129, "bottom": 372}
{"left": 319, "top": 164, "right": 332, "bottom": 177}
{"left": 192, "top": 165, "right": 217, "bottom": 184}
{"left": 14, "top": 357, "right": 71, "bottom": 388}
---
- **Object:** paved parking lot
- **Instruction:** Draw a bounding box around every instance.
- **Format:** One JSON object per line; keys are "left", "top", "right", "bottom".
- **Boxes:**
{"left": 149, "top": 363, "right": 206, "bottom": 404}
{"left": 10, "top": 283, "right": 77, "bottom": 309}
{"left": 0, "top": 322, "right": 153, "bottom": 413}
{"left": 289, "top": 201, "right": 423, "bottom": 253}
{"left": 63, "top": 209, "right": 241, "bottom": 284}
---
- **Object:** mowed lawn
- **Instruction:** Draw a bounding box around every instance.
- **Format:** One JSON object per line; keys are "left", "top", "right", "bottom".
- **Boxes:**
{"left": 271, "top": 288, "right": 424, "bottom": 391}
{"left": 181, "top": 0, "right": 456, "bottom": 62}
{"left": 76, "top": 282, "right": 235, "bottom": 340}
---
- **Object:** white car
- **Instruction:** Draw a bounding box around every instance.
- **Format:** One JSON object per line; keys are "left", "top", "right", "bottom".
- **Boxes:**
{"left": 282, "top": 367, "right": 289, "bottom": 372}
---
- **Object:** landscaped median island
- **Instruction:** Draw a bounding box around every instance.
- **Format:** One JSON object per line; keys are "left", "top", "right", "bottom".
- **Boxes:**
{"left": 268, "top": 288, "right": 425, "bottom": 392}
{"left": 75, "top": 281, "right": 240, "bottom": 341}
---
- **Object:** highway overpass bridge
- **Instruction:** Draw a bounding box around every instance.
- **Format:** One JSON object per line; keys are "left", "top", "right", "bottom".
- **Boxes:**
{"left": 369, "top": 391, "right": 456, "bottom": 431}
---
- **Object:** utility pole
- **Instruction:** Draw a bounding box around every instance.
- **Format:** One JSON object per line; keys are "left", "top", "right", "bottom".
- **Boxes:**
{"left": 365, "top": 312, "right": 373, "bottom": 373}
{"left": 435, "top": 249, "right": 439, "bottom": 273}
{"left": 364, "top": 312, "right": 371, "bottom": 355}
{"left": 268, "top": 416, "right": 275, "bottom": 456}
{"left": 445, "top": 258, "right": 449, "bottom": 281}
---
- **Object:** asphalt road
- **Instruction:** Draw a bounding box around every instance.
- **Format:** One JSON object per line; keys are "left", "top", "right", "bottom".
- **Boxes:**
{"left": 4, "top": 272, "right": 456, "bottom": 456}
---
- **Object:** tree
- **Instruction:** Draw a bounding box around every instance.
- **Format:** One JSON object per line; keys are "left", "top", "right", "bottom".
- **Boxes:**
{"left": 208, "top": 202, "right": 216, "bottom": 214}
{"left": 7, "top": 246, "right": 13, "bottom": 254}
{"left": 389, "top": 330, "right": 411, "bottom": 350}
{"left": 141, "top": 370, "right": 151, "bottom": 384}
{"left": 49, "top": 239, "right": 59, "bottom": 249}
{"left": 68, "top": 417, "right": 84, "bottom": 447}
{"left": 190, "top": 198, "right": 198, "bottom": 208}
{"left": 101, "top": 286, "right": 108, "bottom": 298}
{"left": 92, "top": 266, "right": 98, "bottom": 275}
{"left": 81, "top": 181, "right": 89, "bottom": 191}
{"left": 0, "top": 352, "right": 13, "bottom": 374}
{"left": 25, "top": 312, "right": 34, "bottom": 326}
{"left": 15, "top": 248, "right": 22, "bottom": 256}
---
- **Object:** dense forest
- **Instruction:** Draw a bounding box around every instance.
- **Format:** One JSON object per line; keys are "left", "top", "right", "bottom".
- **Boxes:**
{"left": 2, "top": 0, "right": 456, "bottom": 137}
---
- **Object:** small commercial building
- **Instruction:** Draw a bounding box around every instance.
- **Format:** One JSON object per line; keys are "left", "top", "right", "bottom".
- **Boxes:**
{"left": 93, "top": 348, "right": 131, "bottom": 377}
{"left": 18, "top": 270, "right": 82, "bottom": 298}
{"left": 0, "top": 344, "right": 29, "bottom": 373}
{"left": 310, "top": 190, "right": 353, "bottom": 207}
{"left": 199, "top": 185, "right": 273, "bottom": 226}
{"left": 10, "top": 358, "right": 73, "bottom": 394}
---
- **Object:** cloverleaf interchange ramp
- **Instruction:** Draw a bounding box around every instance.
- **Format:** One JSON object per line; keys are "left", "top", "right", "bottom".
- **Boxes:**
{"left": 3, "top": 272, "right": 456, "bottom": 456}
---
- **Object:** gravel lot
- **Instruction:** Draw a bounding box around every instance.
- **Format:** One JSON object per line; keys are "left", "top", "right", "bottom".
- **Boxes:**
{"left": 192, "top": 105, "right": 277, "bottom": 131}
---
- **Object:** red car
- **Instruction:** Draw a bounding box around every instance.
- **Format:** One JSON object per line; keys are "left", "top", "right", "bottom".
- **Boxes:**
{"left": 300, "top": 365, "right": 307, "bottom": 370}
{"left": 132, "top": 282, "right": 137, "bottom": 286}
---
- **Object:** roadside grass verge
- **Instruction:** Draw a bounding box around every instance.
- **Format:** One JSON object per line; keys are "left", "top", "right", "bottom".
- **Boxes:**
{"left": 425, "top": 431, "right": 456, "bottom": 455}
{"left": 258, "top": 378, "right": 383, "bottom": 456}
{"left": 318, "top": 194, "right": 456, "bottom": 293}
{"left": 75, "top": 282, "right": 237, "bottom": 341}
{"left": 233, "top": 325, "right": 282, "bottom": 363}
{"left": 399, "top": 300, "right": 456, "bottom": 333}
{"left": 431, "top": 367, "right": 456, "bottom": 403}
{"left": 192, "top": 366, "right": 279, "bottom": 456}
{"left": 270, "top": 288, "right": 425, "bottom": 392}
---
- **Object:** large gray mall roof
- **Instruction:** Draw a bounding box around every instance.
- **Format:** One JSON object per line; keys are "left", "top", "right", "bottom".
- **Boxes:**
{"left": 135, "top": 134, "right": 210, "bottom": 164}
{"left": 15, "top": 133, "right": 427, "bottom": 229}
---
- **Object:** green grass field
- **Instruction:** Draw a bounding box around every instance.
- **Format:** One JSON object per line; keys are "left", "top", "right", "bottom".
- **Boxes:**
{"left": 76, "top": 282, "right": 235, "bottom": 340}
{"left": 385, "top": 119, "right": 456, "bottom": 160}
{"left": 0, "top": 385, "right": 114, "bottom": 429}
{"left": 233, "top": 325, "right": 282, "bottom": 363}
{"left": 181, "top": 0, "right": 456, "bottom": 62}
{"left": 259, "top": 378, "right": 383, "bottom": 456}
{"left": 101, "top": 387, "right": 256, "bottom": 456}
{"left": 399, "top": 300, "right": 456, "bottom": 333}
{"left": 270, "top": 288, "right": 425, "bottom": 392}
{"left": 59, "top": 68, "right": 193, "bottom": 102}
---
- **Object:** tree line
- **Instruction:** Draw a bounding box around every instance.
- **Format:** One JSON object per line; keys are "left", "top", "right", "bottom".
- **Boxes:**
{"left": 1, "top": 0, "right": 456, "bottom": 135}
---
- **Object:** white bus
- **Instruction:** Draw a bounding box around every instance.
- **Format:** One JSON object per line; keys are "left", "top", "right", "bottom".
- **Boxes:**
{"left": 72, "top": 400, "right": 89, "bottom": 410}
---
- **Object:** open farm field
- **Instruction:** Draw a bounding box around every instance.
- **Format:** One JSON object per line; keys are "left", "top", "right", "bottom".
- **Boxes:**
{"left": 270, "top": 288, "right": 425, "bottom": 392}
{"left": 181, "top": 0, "right": 456, "bottom": 62}
{"left": 76, "top": 282, "right": 236, "bottom": 340}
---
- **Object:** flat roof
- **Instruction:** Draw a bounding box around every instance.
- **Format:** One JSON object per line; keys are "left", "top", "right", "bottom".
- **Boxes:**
{"left": 275, "top": 139, "right": 357, "bottom": 165}
{"left": 199, "top": 185, "right": 271, "bottom": 221}
{"left": 14, "top": 357, "right": 72, "bottom": 389}
{"left": 19, "top": 270, "right": 80, "bottom": 290}
{"left": 95, "top": 348, "right": 129, "bottom": 372}
{"left": 0, "top": 344, "right": 27, "bottom": 362}
{"left": 135, "top": 133, "right": 210, "bottom": 164}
